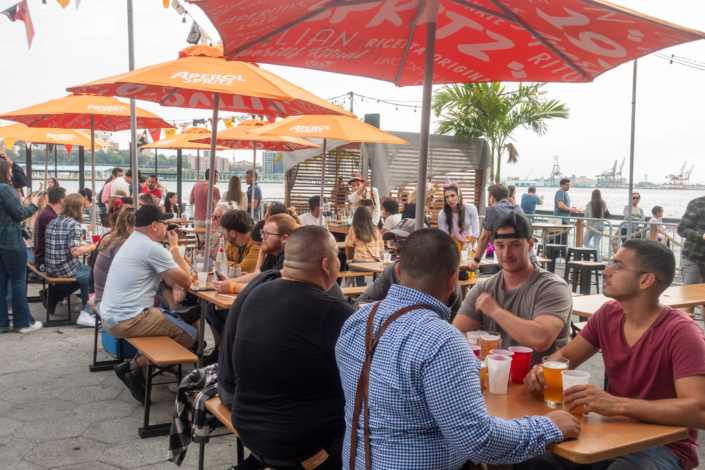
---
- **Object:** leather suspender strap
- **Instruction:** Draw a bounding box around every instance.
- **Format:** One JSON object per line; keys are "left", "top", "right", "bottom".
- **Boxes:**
{"left": 349, "top": 303, "right": 427, "bottom": 470}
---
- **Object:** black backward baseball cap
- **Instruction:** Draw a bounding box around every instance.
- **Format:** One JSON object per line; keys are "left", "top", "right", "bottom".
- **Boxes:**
{"left": 492, "top": 212, "right": 533, "bottom": 241}
{"left": 135, "top": 204, "right": 173, "bottom": 227}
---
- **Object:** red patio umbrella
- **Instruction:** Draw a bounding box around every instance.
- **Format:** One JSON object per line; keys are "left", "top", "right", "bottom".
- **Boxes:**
{"left": 188, "top": 0, "right": 705, "bottom": 228}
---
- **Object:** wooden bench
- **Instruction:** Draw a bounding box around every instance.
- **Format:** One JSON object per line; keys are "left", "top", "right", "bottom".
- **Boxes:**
{"left": 337, "top": 270, "right": 374, "bottom": 278}
{"left": 86, "top": 301, "right": 128, "bottom": 373}
{"left": 197, "top": 396, "right": 245, "bottom": 470}
{"left": 342, "top": 286, "right": 366, "bottom": 297}
{"left": 26, "top": 262, "right": 78, "bottom": 327}
{"left": 127, "top": 336, "right": 198, "bottom": 439}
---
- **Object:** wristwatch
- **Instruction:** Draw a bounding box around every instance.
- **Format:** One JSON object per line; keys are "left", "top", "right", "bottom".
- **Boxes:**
{"left": 473, "top": 257, "right": 481, "bottom": 263}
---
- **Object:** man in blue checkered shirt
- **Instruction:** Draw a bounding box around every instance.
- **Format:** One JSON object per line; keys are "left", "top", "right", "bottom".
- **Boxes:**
{"left": 336, "top": 229, "right": 580, "bottom": 469}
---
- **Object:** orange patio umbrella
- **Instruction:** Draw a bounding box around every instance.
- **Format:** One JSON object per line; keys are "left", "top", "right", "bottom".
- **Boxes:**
{"left": 0, "top": 123, "right": 109, "bottom": 190}
{"left": 139, "top": 127, "right": 231, "bottom": 183}
{"left": 248, "top": 115, "right": 408, "bottom": 225}
{"left": 191, "top": 0, "right": 705, "bottom": 229}
{"left": 65, "top": 45, "right": 352, "bottom": 366}
{"left": 0, "top": 93, "right": 174, "bottom": 227}
{"left": 193, "top": 119, "right": 321, "bottom": 220}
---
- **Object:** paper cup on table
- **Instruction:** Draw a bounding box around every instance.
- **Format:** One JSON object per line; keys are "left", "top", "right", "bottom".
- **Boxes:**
{"left": 489, "top": 349, "right": 514, "bottom": 357}
{"left": 487, "top": 354, "right": 512, "bottom": 394}
{"left": 197, "top": 272, "right": 208, "bottom": 287}
{"left": 562, "top": 370, "right": 590, "bottom": 414}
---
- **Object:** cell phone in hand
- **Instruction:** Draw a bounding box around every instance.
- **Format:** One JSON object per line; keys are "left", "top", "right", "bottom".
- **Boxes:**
{"left": 214, "top": 270, "right": 225, "bottom": 281}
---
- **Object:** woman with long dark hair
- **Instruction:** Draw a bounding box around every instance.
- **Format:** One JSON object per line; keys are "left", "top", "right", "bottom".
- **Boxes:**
{"left": 163, "top": 192, "right": 180, "bottom": 217}
{"left": 47, "top": 177, "right": 59, "bottom": 190}
{"left": 584, "top": 189, "right": 608, "bottom": 261}
{"left": 0, "top": 160, "right": 40, "bottom": 333}
{"left": 345, "top": 207, "right": 384, "bottom": 287}
{"left": 623, "top": 192, "right": 645, "bottom": 239}
{"left": 93, "top": 205, "right": 135, "bottom": 309}
{"left": 437, "top": 184, "right": 480, "bottom": 254}
{"left": 219, "top": 175, "right": 247, "bottom": 212}
{"left": 507, "top": 185, "right": 517, "bottom": 204}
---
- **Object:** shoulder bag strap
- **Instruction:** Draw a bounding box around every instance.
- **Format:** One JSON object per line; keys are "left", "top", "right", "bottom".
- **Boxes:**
{"left": 349, "top": 302, "right": 427, "bottom": 470}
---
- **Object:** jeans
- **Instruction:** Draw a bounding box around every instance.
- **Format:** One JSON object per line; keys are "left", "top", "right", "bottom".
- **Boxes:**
{"left": 205, "top": 303, "right": 227, "bottom": 338}
{"left": 73, "top": 263, "right": 92, "bottom": 310}
{"left": 513, "top": 445, "right": 682, "bottom": 470}
{"left": 0, "top": 247, "right": 35, "bottom": 329}
{"left": 584, "top": 223, "right": 604, "bottom": 262}
{"left": 349, "top": 260, "right": 369, "bottom": 287}
{"left": 682, "top": 258, "right": 705, "bottom": 286}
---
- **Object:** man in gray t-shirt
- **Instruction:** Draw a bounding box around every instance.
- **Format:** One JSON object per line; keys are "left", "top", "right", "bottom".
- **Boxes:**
{"left": 453, "top": 213, "right": 572, "bottom": 366}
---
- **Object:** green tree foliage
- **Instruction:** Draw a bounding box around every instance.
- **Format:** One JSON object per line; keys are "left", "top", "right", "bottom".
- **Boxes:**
{"left": 432, "top": 83, "right": 569, "bottom": 183}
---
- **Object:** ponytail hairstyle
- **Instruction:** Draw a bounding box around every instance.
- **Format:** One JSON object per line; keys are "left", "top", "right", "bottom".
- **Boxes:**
{"left": 442, "top": 186, "right": 465, "bottom": 235}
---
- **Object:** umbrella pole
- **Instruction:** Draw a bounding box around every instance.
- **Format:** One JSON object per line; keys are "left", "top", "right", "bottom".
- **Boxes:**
{"left": 318, "top": 139, "right": 327, "bottom": 226}
{"left": 127, "top": 0, "right": 139, "bottom": 209}
{"left": 91, "top": 116, "right": 97, "bottom": 235}
{"left": 197, "top": 149, "right": 200, "bottom": 182}
{"left": 199, "top": 93, "right": 220, "bottom": 368}
{"left": 626, "top": 60, "right": 637, "bottom": 239}
{"left": 414, "top": 0, "right": 439, "bottom": 231}
{"left": 44, "top": 145, "right": 48, "bottom": 190}
{"left": 251, "top": 145, "right": 257, "bottom": 221}
{"left": 54, "top": 146, "right": 57, "bottom": 178}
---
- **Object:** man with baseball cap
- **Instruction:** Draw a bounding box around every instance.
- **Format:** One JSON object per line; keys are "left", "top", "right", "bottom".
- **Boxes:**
{"left": 101, "top": 204, "right": 196, "bottom": 403}
{"left": 354, "top": 218, "right": 463, "bottom": 316}
{"left": 348, "top": 174, "right": 381, "bottom": 225}
{"left": 453, "top": 212, "right": 573, "bottom": 366}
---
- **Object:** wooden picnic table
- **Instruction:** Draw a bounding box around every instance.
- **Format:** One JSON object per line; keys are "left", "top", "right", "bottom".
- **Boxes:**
{"left": 572, "top": 284, "right": 705, "bottom": 318}
{"left": 328, "top": 224, "right": 350, "bottom": 234}
{"left": 336, "top": 241, "right": 353, "bottom": 260}
{"left": 484, "top": 383, "right": 687, "bottom": 464}
{"left": 352, "top": 256, "right": 553, "bottom": 275}
{"left": 187, "top": 273, "right": 237, "bottom": 310}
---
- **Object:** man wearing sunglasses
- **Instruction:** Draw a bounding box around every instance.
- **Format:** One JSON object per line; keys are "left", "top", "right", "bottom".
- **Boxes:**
{"left": 520, "top": 239, "right": 705, "bottom": 470}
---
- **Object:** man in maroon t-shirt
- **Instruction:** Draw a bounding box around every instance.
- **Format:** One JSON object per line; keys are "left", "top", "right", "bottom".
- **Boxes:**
{"left": 519, "top": 239, "right": 705, "bottom": 470}
{"left": 189, "top": 169, "right": 220, "bottom": 228}
{"left": 140, "top": 175, "right": 163, "bottom": 201}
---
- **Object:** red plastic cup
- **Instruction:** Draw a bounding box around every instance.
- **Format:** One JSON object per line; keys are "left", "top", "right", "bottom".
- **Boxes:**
{"left": 508, "top": 346, "right": 533, "bottom": 384}
{"left": 91, "top": 234, "right": 101, "bottom": 244}
{"left": 469, "top": 345, "right": 480, "bottom": 357}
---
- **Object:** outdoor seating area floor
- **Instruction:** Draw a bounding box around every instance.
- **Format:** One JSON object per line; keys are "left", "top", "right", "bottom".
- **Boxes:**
{"left": 1, "top": 282, "right": 705, "bottom": 469}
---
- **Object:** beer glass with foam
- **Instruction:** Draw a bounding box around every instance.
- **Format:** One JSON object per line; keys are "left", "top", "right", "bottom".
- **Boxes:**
{"left": 542, "top": 357, "right": 569, "bottom": 405}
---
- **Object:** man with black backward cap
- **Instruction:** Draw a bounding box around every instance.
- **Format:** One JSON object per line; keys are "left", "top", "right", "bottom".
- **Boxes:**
{"left": 453, "top": 212, "right": 573, "bottom": 366}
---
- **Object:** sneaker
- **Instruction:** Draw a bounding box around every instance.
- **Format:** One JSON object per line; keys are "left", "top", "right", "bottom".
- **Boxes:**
{"left": 0, "top": 326, "right": 13, "bottom": 333}
{"left": 114, "top": 362, "right": 132, "bottom": 389}
{"left": 39, "top": 289, "right": 48, "bottom": 309}
{"left": 18, "top": 321, "right": 43, "bottom": 334}
{"left": 76, "top": 310, "right": 96, "bottom": 327}
{"left": 188, "top": 340, "right": 206, "bottom": 355}
{"left": 125, "top": 369, "right": 146, "bottom": 405}
{"left": 202, "top": 347, "right": 219, "bottom": 367}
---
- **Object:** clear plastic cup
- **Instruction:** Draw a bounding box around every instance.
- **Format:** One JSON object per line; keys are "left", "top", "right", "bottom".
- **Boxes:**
{"left": 461, "top": 250, "right": 469, "bottom": 264}
{"left": 508, "top": 346, "right": 533, "bottom": 384}
{"left": 197, "top": 272, "right": 208, "bottom": 287}
{"left": 487, "top": 354, "right": 512, "bottom": 394}
{"left": 466, "top": 331, "right": 482, "bottom": 345}
{"left": 562, "top": 370, "right": 590, "bottom": 414}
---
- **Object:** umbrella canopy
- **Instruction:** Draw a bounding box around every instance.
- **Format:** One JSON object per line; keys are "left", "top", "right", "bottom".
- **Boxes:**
{"left": 66, "top": 45, "right": 355, "bottom": 119}
{"left": 190, "top": 0, "right": 705, "bottom": 229}
{"left": 0, "top": 93, "right": 174, "bottom": 131}
{"left": 138, "top": 127, "right": 230, "bottom": 151}
{"left": 249, "top": 115, "right": 408, "bottom": 145}
{"left": 195, "top": 118, "right": 322, "bottom": 151}
{"left": 0, "top": 123, "right": 109, "bottom": 149}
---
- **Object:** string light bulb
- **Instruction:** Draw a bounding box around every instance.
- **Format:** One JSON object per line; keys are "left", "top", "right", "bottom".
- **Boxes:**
{"left": 182, "top": 16, "right": 187, "bottom": 28}
{"left": 396, "top": 105, "right": 398, "bottom": 111}
{"left": 669, "top": 54, "right": 674, "bottom": 68}
{"left": 42, "top": 0, "right": 47, "bottom": 10}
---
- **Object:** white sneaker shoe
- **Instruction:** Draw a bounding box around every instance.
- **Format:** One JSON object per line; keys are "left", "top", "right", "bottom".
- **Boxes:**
{"left": 76, "top": 310, "right": 96, "bottom": 327}
{"left": 18, "top": 321, "right": 43, "bottom": 334}
{"left": 0, "top": 325, "right": 13, "bottom": 333}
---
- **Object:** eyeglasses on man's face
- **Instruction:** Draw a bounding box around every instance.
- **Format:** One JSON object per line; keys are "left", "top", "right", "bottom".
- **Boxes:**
{"left": 260, "top": 230, "right": 283, "bottom": 239}
{"left": 607, "top": 262, "right": 660, "bottom": 283}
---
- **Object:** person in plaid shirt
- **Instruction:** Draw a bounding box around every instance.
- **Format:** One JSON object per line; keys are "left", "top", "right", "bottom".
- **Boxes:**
{"left": 45, "top": 194, "right": 97, "bottom": 320}
{"left": 33, "top": 186, "right": 66, "bottom": 271}
{"left": 0, "top": 159, "right": 41, "bottom": 333}
{"left": 345, "top": 207, "right": 384, "bottom": 288}
{"left": 677, "top": 196, "right": 705, "bottom": 314}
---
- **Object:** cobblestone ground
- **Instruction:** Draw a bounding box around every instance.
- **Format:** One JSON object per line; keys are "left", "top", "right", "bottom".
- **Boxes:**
{"left": 1, "top": 275, "right": 704, "bottom": 469}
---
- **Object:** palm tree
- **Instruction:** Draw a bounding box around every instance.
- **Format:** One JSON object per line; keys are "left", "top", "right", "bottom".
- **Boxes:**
{"left": 432, "top": 82, "right": 569, "bottom": 183}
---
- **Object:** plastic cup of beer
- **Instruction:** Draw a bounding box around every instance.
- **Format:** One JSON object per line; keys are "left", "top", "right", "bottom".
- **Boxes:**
{"left": 562, "top": 370, "right": 590, "bottom": 414}
{"left": 480, "top": 332, "right": 501, "bottom": 359}
{"left": 487, "top": 354, "right": 512, "bottom": 395}
{"left": 461, "top": 250, "right": 469, "bottom": 265}
{"left": 466, "top": 331, "right": 482, "bottom": 345}
{"left": 197, "top": 272, "right": 208, "bottom": 287}
{"left": 480, "top": 359, "right": 487, "bottom": 391}
{"left": 508, "top": 347, "right": 533, "bottom": 384}
{"left": 469, "top": 345, "right": 480, "bottom": 357}
{"left": 542, "top": 357, "right": 570, "bottom": 405}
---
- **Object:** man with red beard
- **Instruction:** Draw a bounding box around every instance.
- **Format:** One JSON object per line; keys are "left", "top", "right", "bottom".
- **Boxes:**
{"left": 452, "top": 212, "right": 573, "bottom": 367}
